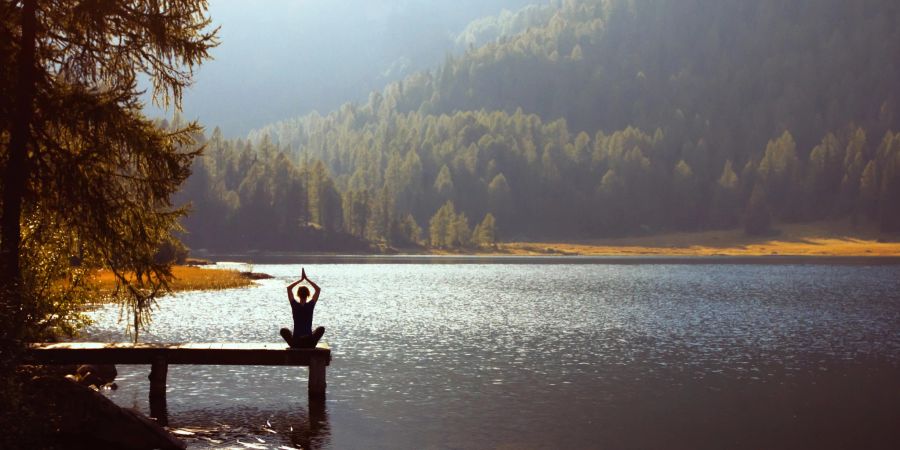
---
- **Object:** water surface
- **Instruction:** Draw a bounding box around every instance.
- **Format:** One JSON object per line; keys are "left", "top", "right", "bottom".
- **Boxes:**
{"left": 85, "top": 263, "right": 900, "bottom": 449}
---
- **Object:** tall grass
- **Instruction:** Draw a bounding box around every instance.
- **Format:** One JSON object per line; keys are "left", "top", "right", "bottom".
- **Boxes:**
{"left": 94, "top": 266, "right": 252, "bottom": 293}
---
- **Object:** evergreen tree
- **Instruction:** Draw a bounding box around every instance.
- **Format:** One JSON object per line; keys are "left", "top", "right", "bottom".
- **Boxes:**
{"left": 487, "top": 172, "right": 513, "bottom": 225}
{"left": 0, "top": 0, "right": 218, "bottom": 343}
{"left": 859, "top": 161, "right": 880, "bottom": 220}
{"left": 876, "top": 133, "right": 900, "bottom": 231}
{"left": 307, "top": 160, "right": 343, "bottom": 230}
{"left": 671, "top": 160, "right": 700, "bottom": 229}
{"left": 452, "top": 212, "right": 473, "bottom": 248}
{"left": 434, "top": 164, "right": 455, "bottom": 200}
{"left": 473, "top": 213, "right": 498, "bottom": 247}
{"left": 758, "top": 131, "right": 799, "bottom": 218}
{"left": 429, "top": 201, "right": 456, "bottom": 248}
{"left": 744, "top": 182, "right": 772, "bottom": 236}
{"left": 394, "top": 213, "right": 423, "bottom": 246}
{"left": 806, "top": 133, "right": 843, "bottom": 216}
{"left": 711, "top": 160, "right": 741, "bottom": 228}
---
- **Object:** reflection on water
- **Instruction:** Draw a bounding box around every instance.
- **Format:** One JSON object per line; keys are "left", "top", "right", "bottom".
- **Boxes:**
{"left": 149, "top": 387, "right": 168, "bottom": 427}
{"left": 169, "top": 399, "right": 330, "bottom": 449}
{"left": 85, "top": 263, "right": 900, "bottom": 449}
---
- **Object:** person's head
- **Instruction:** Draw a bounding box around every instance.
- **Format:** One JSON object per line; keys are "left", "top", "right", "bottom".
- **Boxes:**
{"left": 298, "top": 286, "right": 311, "bottom": 302}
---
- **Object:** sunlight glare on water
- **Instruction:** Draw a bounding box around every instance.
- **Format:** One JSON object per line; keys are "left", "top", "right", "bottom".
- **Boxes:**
{"left": 85, "top": 262, "right": 900, "bottom": 449}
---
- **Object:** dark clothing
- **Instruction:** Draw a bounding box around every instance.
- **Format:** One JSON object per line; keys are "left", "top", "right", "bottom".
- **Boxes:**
{"left": 280, "top": 326, "right": 325, "bottom": 348}
{"left": 291, "top": 300, "right": 316, "bottom": 336}
{"left": 283, "top": 297, "right": 323, "bottom": 349}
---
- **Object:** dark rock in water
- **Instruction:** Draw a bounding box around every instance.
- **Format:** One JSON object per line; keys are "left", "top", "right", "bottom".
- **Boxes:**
{"left": 240, "top": 271, "right": 274, "bottom": 280}
{"left": 25, "top": 376, "right": 185, "bottom": 450}
{"left": 184, "top": 257, "right": 213, "bottom": 265}
{"left": 74, "top": 364, "right": 117, "bottom": 388}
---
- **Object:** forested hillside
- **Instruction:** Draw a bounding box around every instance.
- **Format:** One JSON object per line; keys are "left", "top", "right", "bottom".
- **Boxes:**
{"left": 142, "top": 0, "right": 537, "bottom": 136}
{"left": 177, "top": 0, "right": 900, "bottom": 252}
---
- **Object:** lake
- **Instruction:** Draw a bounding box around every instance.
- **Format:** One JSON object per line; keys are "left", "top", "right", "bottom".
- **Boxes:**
{"left": 84, "top": 260, "right": 900, "bottom": 449}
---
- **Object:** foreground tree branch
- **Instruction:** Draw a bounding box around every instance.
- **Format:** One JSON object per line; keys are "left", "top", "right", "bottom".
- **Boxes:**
{"left": 0, "top": 0, "right": 219, "bottom": 351}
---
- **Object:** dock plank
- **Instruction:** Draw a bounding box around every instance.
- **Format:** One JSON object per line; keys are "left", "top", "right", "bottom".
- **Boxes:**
{"left": 25, "top": 342, "right": 331, "bottom": 366}
{"left": 25, "top": 342, "right": 333, "bottom": 405}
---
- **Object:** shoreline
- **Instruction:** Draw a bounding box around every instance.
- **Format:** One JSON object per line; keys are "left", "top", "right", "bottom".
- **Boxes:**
{"left": 196, "top": 222, "right": 900, "bottom": 264}
{"left": 203, "top": 253, "right": 900, "bottom": 265}
{"left": 93, "top": 265, "right": 256, "bottom": 293}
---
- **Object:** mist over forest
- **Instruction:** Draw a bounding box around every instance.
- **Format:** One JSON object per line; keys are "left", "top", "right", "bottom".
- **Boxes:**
{"left": 147, "top": 0, "right": 539, "bottom": 136}
{"left": 172, "top": 0, "right": 900, "bottom": 253}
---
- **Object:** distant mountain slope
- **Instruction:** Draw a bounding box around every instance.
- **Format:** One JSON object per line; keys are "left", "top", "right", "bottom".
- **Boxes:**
{"left": 177, "top": 0, "right": 900, "bottom": 252}
{"left": 453, "top": 3, "right": 556, "bottom": 50}
{"left": 143, "top": 0, "right": 538, "bottom": 136}
{"left": 258, "top": 0, "right": 900, "bottom": 157}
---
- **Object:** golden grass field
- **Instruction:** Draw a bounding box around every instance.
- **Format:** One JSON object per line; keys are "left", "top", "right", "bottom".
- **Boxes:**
{"left": 94, "top": 265, "right": 253, "bottom": 293}
{"left": 493, "top": 221, "right": 900, "bottom": 257}
{"left": 91, "top": 221, "right": 899, "bottom": 295}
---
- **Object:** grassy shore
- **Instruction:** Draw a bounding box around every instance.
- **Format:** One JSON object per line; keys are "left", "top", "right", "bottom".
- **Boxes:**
{"left": 124, "top": 223, "right": 899, "bottom": 266}
{"left": 479, "top": 221, "right": 900, "bottom": 257}
{"left": 94, "top": 265, "right": 254, "bottom": 293}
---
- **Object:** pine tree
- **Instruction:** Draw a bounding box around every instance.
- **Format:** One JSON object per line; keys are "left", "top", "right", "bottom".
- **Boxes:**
{"left": 429, "top": 201, "right": 455, "bottom": 248}
{"left": 473, "top": 213, "right": 498, "bottom": 247}
{"left": 0, "top": 0, "right": 218, "bottom": 343}
{"left": 434, "top": 164, "right": 455, "bottom": 200}
{"left": 366, "top": 186, "right": 393, "bottom": 243}
{"left": 711, "top": 160, "right": 740, "bottom": 228}
{"left": 342, "top": 190, "right": 370, "bottom": 237}
{"left": 876, "top": 133, "right": 900, "bottom": 231}
{"left": 452, "top": 212, "right": 473, "bottom": 248}
{"left": 859, "top": 161, "right": 880, "bottom": 220}
{"left": 569, "top": 43, "right": 584, "bottom": 61}
{"left": 806, "top": 133, "right": 842, "bottom": 215}
{"left": 394, "top": 213, "right": 423, "bottom": 246}
{"left": 758, "top": 131, "right": 799, "bottom": 218}
{"left": 672, "top": 160, "right": 699, "bottom": 229}
{"left": 744, "top": 182, "right": 772, "bottom": 236}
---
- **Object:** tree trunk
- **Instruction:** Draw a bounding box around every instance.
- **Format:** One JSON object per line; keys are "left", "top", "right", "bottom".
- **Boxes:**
{"left": 0, "top": 0, "right": 38, "bottom": 341}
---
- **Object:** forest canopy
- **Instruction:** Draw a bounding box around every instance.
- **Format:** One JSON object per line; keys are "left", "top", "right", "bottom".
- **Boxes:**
{"left": 176, "top": 0, "right": 900, "bottom": 252}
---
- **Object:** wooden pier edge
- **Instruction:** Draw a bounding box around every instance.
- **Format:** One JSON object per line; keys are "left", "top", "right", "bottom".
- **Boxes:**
{"left": 24, "top": 342, "right": 332, "bottom": 402}
{"left": 308, "top": 352, "right": 327, "bottom": 398}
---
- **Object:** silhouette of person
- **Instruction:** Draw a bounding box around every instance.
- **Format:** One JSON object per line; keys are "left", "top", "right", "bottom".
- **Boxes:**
{"left": 281, "top": 268, "right": 325, "bottom": 348}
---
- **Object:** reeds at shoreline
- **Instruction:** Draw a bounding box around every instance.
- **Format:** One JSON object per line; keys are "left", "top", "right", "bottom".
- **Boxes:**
{"left": 93, "top": 265, "right": 254, "bottom": 294}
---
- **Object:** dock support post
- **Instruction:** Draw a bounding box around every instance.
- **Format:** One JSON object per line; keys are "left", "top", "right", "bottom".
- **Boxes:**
{"left": 148, "top": 355, "right": 168, "bottom": 426}
{"left": 308, "top": 354, "right": 327, "bottom": 399}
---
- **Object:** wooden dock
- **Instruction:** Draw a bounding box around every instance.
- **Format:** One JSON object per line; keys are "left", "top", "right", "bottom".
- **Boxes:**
{"left": 25, "top": 342, "right": 332, "bottom": 400}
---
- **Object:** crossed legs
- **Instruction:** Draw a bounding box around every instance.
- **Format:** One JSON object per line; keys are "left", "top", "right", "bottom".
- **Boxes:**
{"left": 280, "top": 326, "right": 325, "bottom": 348}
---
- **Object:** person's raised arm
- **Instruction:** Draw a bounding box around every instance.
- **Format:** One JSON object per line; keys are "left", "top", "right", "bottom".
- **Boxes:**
{"left": 306, "top": 274, "right": 321, "bottom": 303}
{"left": 286, "top": 277, "right": 303, "bottom": 304}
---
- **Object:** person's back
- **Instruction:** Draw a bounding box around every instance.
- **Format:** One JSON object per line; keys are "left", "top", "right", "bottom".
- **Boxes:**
{"left": 290, "top": 288, "right": 315, "bottom": 336}
{"left": 280, "top": 269, "right": 325, "bottom": 348}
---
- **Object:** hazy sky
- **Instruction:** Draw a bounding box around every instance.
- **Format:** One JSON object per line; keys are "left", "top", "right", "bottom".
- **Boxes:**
{"left": 147, "top": 0, "right": 539, "bottom": 137}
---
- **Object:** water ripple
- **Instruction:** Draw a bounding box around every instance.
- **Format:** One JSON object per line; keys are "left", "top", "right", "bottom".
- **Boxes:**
{"left": 85, "top": 263, "right": 900, "bottom": 449}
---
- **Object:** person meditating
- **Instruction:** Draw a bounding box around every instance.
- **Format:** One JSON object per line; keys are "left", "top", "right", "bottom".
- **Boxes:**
{"left": 281, "top": 268, "right": 326, "bottom": 348}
